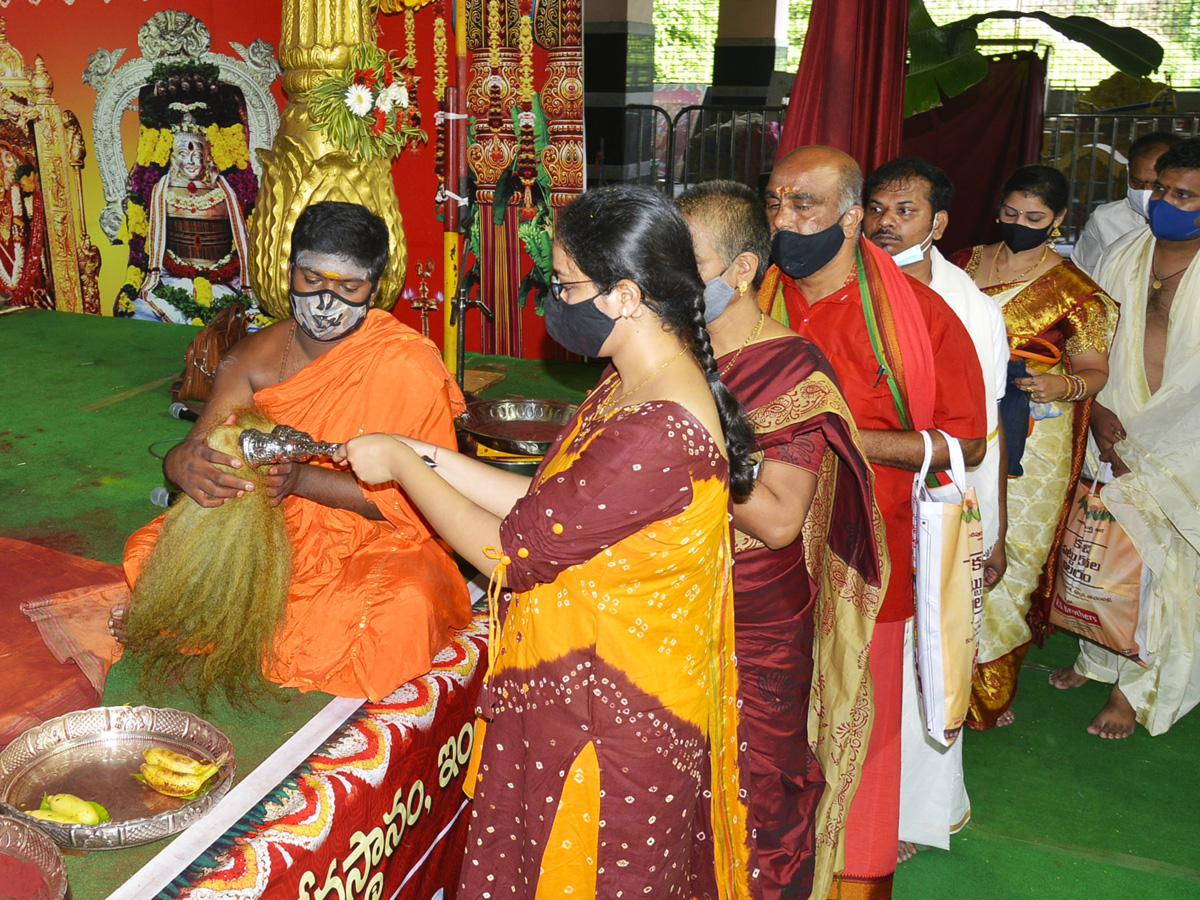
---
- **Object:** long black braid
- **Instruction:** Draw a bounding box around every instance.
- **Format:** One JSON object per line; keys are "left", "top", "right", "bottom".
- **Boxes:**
{"left": 556, "top": 184, "right": 757, "bottom": 501}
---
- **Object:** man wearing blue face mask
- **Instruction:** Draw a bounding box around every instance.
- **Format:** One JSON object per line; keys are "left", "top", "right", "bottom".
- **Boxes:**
{"left": 1050, "top": 137, "right": 1200, "bottom": 741}
{"left": 865, "top": 157, "right": 1011, "bottom": 861}
{"left": 1072, "top": 132, "right": 1182, "bottom": 277}
{"left": 760, "top": 146, "right": 988, "bottom": 899}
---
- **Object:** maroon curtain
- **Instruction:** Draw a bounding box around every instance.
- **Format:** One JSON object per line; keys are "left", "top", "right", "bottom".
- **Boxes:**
{"left": 901, "top": 51, "right": 1048, "bottom": 254}
{"left": 776, "top": 0, "right": 909, "bottom": 175}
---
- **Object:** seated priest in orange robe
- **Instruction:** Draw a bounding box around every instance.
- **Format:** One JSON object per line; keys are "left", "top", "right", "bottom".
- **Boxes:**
{"left": 123, "top": 201, "right": 472, "bottom": 701}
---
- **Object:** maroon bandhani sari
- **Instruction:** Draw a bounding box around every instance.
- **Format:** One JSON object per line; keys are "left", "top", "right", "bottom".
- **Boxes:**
{"left": 720, "top": 333, "right": 887, "bottom": 900}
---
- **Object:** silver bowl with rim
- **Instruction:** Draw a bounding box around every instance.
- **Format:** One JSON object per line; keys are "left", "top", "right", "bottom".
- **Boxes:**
{"left": 0, "top": 814, "right": 68, "bottom": 900}
{"left": 0, "top": 706, "right": 234, "bottom": 851}
{"left": 456, "top": 398, "right": 577, "bottom": 457}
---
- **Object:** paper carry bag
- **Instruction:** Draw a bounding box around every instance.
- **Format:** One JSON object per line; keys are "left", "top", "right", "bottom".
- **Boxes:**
{"left": 912, "top": 430, "right": 985, "bottom": 747}
{"left": 1049, "top": 464, "right": 1148, "bottom": 666}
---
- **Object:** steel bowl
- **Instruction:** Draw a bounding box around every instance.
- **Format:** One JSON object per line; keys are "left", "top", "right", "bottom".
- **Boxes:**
{"left": 0, "top": 706, "right": 235, "bottom": 851}
{"left": 0, "top": 815, "right": 67, "bottom": 900}
{"left": 456, "top": 398, "right": 577, "bottom": 457}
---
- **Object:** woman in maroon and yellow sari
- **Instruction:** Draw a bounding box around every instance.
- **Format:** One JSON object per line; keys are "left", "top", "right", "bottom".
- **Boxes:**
{"left": 339, "top": 185, "right": 762, "bottom": 899}
{"left": 679, "top": 181, "right": 887, "bottom": 900}
{"left": 951, "top": 165, "right": 1117, "bottom": 729}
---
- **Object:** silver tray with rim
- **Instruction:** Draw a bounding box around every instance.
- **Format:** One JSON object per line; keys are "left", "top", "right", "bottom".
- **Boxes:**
{"left": 0, "top": 706, "right": 235, "bottom": 851}
{"left": 456, "top": 398, "right": 577, "bottom": 457}
{"left": 0, "top": 814, "right": 68, "bottom": 900}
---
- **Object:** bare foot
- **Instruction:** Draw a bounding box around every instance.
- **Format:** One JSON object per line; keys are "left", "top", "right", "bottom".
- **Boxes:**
{"left": 108, "top": 603, "right": 128, "bottom": 645}
{"left": 1049, "top": 667, "right": 1088, "bottom": 689}
{"left": 897, "top": 841, "right": 919, "bottom": 864}
{"left": 995, "top": 708, "right": 1015, "bottom": 727}
{"left": 1086, "top": 685, "right": 1137, "bottom": 739}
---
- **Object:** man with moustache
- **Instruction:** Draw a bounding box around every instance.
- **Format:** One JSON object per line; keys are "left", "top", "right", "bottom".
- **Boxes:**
{"left": 122, "top": 201, "right": 472, "bottom": 701}
{"left": 1051, "top": 137, "right": 1200, "bottom": 740}
{"left": 759, "top": 146, "right": 988, "bottom": 899}
{"left": 864, "top": 157, "right": 1010, "bottom": 859}
{"left": 1072, "top": 132, "right": 1182, "bottom": 276}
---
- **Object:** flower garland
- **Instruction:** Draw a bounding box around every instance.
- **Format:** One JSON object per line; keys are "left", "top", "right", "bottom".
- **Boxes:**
{"left": 304, "top": 43, "right": 426, "bottom": 164}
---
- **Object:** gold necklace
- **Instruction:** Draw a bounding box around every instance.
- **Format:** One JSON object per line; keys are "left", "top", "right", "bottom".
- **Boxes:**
{"left": 989, "top": 242, "right": 1049, "bottom": 286}
{"left": 598, "top": 347, "right": 688, "bottom": 418}
{"left": 1151, "top": 262, "right": 1191, "bottom": 290}
{"left": 720, "top": 312, "right": 765, "bottom": 376}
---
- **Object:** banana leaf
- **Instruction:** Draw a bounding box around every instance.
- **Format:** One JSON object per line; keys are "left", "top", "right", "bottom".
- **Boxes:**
{"left": 904, "top": 0, "right": 1164, "bottom": 118}
{"left": 905, "top": 0, "right": 988, "bottom": 118}
{"left": 952, "top": 12, "right": 1163, "bottom": 80}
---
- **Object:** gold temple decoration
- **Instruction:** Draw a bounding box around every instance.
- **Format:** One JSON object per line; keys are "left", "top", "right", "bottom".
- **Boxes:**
{"left": 249, "top": 0, "right": 408, "bottom": 317}
{"left": 0, "top": 20, "right": 100, "bottom": 312}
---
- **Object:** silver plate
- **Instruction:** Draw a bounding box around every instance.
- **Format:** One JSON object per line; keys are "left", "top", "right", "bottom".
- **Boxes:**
{"left": 0, "top": 815, "right": 67, "bottom": 900}
{"left": 457, "top": 398, "right": 577, "bottom": 457}
{"left": 0, "top": 707, "right": 235, "bottom": 850}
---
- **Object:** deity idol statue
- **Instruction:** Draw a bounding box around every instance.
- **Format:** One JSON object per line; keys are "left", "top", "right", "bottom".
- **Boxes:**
{"left": 131, "top": 113, "right": 255, "bottom": 323}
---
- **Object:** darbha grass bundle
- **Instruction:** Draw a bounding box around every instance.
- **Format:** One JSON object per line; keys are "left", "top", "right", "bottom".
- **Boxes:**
{"left": 125, "top": 410, "right": 293, "bottom": 707}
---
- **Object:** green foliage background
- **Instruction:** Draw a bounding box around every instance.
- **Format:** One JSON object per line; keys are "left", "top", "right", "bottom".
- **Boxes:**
{"left": 653, "top": 0, "right": 1200, "bottom": 89}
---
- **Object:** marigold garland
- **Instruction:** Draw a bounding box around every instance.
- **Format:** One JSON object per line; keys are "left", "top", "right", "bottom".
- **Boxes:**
{"left": 304, "top": 43, "right": 426, "bottom": 163}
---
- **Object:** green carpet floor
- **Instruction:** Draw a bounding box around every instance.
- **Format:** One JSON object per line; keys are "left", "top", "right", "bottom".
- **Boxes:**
{"left": 2, "top": 308, "right": 1197, "bottom": 898}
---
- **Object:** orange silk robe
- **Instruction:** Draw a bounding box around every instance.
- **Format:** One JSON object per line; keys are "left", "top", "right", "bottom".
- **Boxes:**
{"left": 124, "top": 310, "right": 473, "bottom": 701}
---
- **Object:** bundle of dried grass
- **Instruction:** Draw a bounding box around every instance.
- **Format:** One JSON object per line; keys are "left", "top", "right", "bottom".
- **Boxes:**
{"left": 125, "top": 410, "right": 293, "bottom": 707}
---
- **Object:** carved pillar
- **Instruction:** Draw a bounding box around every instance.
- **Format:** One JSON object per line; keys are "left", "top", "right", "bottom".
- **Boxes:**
{"left": 247, "top": 0, "right": 407, "bottom": 317}
{"left": 534, "top": 0, "right": 583, "bottom": 206}
{"left": 713, "top": 0, "right": 789, "bottom": 105}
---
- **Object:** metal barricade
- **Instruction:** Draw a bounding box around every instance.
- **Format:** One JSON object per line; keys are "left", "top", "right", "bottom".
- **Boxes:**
{"left": 622, "top": 105, "right": 674, "bottom": 191}
{"left": 622, "top": 104, "right": 785, "bottom": 195}
{"left": 1042, "top": 113, "right": 1200, "bottom": 243}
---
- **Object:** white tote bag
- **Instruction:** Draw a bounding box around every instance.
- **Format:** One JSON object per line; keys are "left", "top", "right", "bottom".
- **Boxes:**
{"left": 912, "top": 430, "right": 985, "bottom": 747}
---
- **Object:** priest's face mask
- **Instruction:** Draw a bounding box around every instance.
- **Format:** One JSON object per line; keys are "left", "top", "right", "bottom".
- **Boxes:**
{"left": 864, "top": 177, "right": 945, "bottom": 268}
{"left": 173, "top": 135, "right": 210, "bottom": 181}
{"left": 289, "top": 251, "right": 377, "bottom": 342}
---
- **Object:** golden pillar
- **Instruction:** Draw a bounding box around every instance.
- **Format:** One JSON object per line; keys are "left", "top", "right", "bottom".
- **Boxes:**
{"left": 248, "top": 0, "right": 406, "bottom": 318}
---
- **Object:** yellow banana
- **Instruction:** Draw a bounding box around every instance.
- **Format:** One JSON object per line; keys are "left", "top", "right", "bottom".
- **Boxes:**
{"left": 143, "top": 747, "right": 208, "bottom": 775}
{"left": 140, "top": 762, "right": 220, "bottom": 797}
{"left": 45, "top": 793, "right": 100, "bottom": 825}
{"left": 28, "top": 809, "right": 81, "bottom": 825}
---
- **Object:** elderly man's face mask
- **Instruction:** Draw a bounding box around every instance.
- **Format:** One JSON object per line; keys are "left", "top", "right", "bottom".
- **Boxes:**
{"left": 289, "top": 252, "right": 376, "bottom": 341}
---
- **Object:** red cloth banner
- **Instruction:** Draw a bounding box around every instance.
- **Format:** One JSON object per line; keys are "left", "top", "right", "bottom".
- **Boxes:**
{"left": 777, "top": 0, "right": 910, "bottom": 174}
{"left": 172, "top": 616, "right": 488, "bottom": 900}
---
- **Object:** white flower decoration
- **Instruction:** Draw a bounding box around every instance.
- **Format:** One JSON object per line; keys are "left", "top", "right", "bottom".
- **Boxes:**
{"left": 374, "top": 90, "right": 394, "bottom": 114}
{"left": 386, "top": 82, "right": 409, "bottom": 108}
{"left": 343, "top": 83, "right": 374, "bottom": 117}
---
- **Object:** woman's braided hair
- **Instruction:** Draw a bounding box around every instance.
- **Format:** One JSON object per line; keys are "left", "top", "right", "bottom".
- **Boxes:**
{"left": 555, "top": 184, "right": 756, "bottom": 501}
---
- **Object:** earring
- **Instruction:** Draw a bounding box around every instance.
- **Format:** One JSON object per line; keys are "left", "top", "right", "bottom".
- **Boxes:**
{"left": 737, "top": 282, "right": 749, "bottom": 296}
{"left": 1051, "top": 225, "right": 1062, "bottom": 238}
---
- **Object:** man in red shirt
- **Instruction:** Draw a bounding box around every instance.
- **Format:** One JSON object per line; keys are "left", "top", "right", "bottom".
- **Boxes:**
{"left": 759, "top": 145, "right": 987, "bottom": 899}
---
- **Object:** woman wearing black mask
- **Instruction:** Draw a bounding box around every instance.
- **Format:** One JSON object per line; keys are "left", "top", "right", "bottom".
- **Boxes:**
{"left": 337, "top": 184, "right": 761, "bottom": 898}
{"left": 948, "top": 165, "right": 1117, "bottom": 731}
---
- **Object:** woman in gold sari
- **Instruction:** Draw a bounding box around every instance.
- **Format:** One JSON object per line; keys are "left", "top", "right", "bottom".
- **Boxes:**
{"left": 950, "top": 165, "right": 1118, "bottom": 729}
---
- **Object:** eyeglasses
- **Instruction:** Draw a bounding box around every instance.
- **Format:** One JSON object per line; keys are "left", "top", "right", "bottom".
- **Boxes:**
{"left": 548, "top": 276, "right": 593, "bottom": 304}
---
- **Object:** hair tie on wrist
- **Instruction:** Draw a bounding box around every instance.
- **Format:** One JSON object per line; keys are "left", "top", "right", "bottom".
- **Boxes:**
{"left": 705, "top": 369, "right": 721, "bottom": 384}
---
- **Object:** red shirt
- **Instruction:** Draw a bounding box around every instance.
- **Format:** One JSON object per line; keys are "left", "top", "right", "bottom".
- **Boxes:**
{"left": 781, "top": 269, "right": 987, "bottom": 621}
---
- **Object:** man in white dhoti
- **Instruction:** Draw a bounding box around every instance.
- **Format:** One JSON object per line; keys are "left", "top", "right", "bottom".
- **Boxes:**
{"left": 1051, "top": 138, "right": 1200, "bottom": 739}
{"left": 1071, "top": 132, "right": 1180, "bottom": 277}
{"left": 865, "top": 158, "right": 1010, "bottom": 858}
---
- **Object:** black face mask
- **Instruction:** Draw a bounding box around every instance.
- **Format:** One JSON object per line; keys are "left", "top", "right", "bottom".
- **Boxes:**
{"left": 771, "top": 217, "right": 847, "bottom": 279}
{"left": 997, "top": 220, "right": 1053, "bottom": 254}
{"left": 543, "top": 282, "right": 616, "bottom": 358}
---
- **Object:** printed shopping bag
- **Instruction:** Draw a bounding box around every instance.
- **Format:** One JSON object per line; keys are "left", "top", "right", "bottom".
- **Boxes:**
{"left": 912, "top": 430, "right": 985, "bottom": 747}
